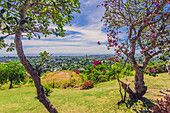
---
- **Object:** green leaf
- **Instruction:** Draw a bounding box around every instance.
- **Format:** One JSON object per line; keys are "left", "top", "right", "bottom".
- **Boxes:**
{"left": 7, "top": 2, "right": 11, "bottom": 9}
{"left": 20, "top": 20, "right": 28, "bottom": 26}
{"left": 0, "top": 36, "right": 3, "bottom": 41}
{"left": 7, "top": 17, "right": 13, "bottom": 21}
{"left": 1, "top": 9, "right": 5, "bottom": 14}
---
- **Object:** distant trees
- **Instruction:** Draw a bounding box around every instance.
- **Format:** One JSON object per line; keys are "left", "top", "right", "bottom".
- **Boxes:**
{"left": 0, "top": 61, "right": 26, "bottom": 89}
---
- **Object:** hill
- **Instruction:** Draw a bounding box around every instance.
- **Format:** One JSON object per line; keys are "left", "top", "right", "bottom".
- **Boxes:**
{"left": 0, "top": 73, "right": 170, "bottom": 113}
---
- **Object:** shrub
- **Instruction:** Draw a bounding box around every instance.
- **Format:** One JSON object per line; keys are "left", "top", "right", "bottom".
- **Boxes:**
{"left": 81, "top": 80, "right": 94, "bottom": 90}
{"left": 151, "top": 95, "right": 170, "bottom": 113}
{"left": 43, "top": 84, "right": 53, "bottom": 96}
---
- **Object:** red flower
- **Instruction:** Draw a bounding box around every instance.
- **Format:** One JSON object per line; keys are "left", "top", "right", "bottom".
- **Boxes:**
{"left": 93, "top": 65, "right": 97, "bottom": 68}
{"left": 143, "top": 18, "right": 146, "bottom": 22}
{"left": 111, "top": 30, "right": 114, "bottom": 33}
{"left": 104, "top": 4, "right": 108, "bottom": 7}
{"left": 97, "top": 41, "right": 101, "bottom": 45}
{"left": 115, "top": 59, "right": 119, "bottom": 62}
{"left": 75, "top": 70, "right": 80, "bottom": 74}
{"left": 151, "top": 35, "right": 154, "bottom": 38}
{"left": 156, "top": 1, "right": 159, "bottom": 7}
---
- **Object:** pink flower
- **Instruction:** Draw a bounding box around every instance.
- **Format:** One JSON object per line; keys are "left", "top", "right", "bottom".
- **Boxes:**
{"left": 119, "top": 31, "right": 122, "bottom": 33}
{"left": 169, "top": 1, "right": 170, "bottom": 4}
{"left": 121, "top": 62, "right": 123, "bottom": 64}
{"left": 115, "top": 59, "right": 119, "bottom": 62}
{"left": 153, "top": 1, "right": 156, "bottom": 4}
{"left": 107, "top": 34, "right": 109, "bottom": 36}
{"left": 93, "top": 65, "right": 97, "bottom": 68}
{"left": 118, "top": 55, "right": 121, "bottom": 57}
{"left": 113, "top": 57, "right": 115, "bottom": 59}
{"left": 151, "top": 35, "right": 154, "bottom": 38}
{"left": 118, "top": 45, "right": 120, "bottom": 48}
{"left": 75, "top": 70, "right": 80, "bottom": 75}
{"left": 104, "top": 4, "right": 108, "bottom": 7}
{"left": 143, "top": 18, "right": 146, "bottom": 22}
{"left": 117, "top": 53, "right": 120, "bottom": 55}
{"left": 156, "top": 1, "right": 159, "bottom": 7}
{"left": 111, "top": 30, "right": 114, "bottom": 33}
{"left": 97, "top": 41, "right": 101, "bottom": 45}
{"left": 114, "top": 49, "right": 116, "bottom": 51}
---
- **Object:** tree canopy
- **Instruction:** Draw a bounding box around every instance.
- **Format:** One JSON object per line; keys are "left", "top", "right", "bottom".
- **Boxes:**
{"left": 100, "top": 0, "right": 169, "bottom": 99}
{"left": 0, "top": 61, "right": 27, "bottom": 89}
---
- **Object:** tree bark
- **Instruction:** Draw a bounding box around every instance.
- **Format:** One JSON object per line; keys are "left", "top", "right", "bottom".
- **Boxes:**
{"left": 13, "top": 0, "right": 58, "bottom": 112}
{"left": 134, "top": 70, "right": 147, "bottom": 99}
{"left": 14, "top": 30, "right": 58, "bottom": 113}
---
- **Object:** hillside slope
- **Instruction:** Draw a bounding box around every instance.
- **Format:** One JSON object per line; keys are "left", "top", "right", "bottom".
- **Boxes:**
{"left": 0, "top": 73, "right": 169, "bottom": 113}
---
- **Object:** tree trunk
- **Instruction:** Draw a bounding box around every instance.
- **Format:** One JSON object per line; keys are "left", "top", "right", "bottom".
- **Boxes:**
{"left": 14, "top": 30, "right": 58, "bottom": 113}
{"left": 9, "top": 80, "right": 13, "bottom": 89}
{"left": 134, "top": 70, "right": 147, "bottom": 99}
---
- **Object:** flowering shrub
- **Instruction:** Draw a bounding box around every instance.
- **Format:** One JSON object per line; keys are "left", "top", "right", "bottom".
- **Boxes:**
{"left": 43, "top": 84, "right": 53, "bottom": 96}
{"left": 82, "top": 80, "right": 94, "bottom": 90}
{"left": 146, "top": 62, "right": 168, "bottom": 74}
{"left": 74, "top": 70, "right": 80, "bottom": 75}
{"left": 151, "top": 95, "right": 170, "bottom": 113}
{"left": 84, "top": 59, "right": 134, "bottom": 84}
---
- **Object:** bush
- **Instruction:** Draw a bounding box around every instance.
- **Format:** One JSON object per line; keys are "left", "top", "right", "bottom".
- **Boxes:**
{"left": 151, "top": 95, "right": 170, "bottom": 113}
{"left": 81, "top": 80, "right": 94, "bottom": 90}
{"left": 43, "top": 84, "right": 53, "bottom": 96}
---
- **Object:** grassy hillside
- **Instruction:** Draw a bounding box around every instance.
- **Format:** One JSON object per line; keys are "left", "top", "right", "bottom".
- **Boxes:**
{"left": 0, "top": 73, "right": 169, "bottom": 113}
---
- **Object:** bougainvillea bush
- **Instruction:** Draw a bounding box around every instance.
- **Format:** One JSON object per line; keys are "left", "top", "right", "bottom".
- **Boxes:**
{"left": 81, "top": 59, "right": 134, "bottom": 84}
{"left": 146, "top": 61, "right": 168, "bottom": 74}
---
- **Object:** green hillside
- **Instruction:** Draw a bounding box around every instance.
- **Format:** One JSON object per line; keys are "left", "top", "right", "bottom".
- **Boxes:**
{"left": 0, "top": 73, "right": 169, "bottom": 113}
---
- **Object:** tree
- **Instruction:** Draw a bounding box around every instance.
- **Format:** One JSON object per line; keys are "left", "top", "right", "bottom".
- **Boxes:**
{"left": 0, "top": 0, "right": 80, "bottom": 112}
{"left": 0, "top": 61, "right": 26, "bottom": 89}
{"left": 100, "top": 0, "right": 169, "bottom": 99}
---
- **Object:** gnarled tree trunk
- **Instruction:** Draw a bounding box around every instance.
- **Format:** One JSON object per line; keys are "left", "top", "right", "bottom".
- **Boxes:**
{"left": 13, "top": 0, "right": 58, "bottom": 112}
{"left": 134, "top": 69, "right": 147, "bottom": 99}
{"left": 14, "top": 30, "right": 58, "bottom": 113}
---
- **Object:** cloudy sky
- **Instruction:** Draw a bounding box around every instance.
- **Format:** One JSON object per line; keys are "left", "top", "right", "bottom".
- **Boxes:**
{"left": 0, "top": 0, "right": 117, "bottom": 56}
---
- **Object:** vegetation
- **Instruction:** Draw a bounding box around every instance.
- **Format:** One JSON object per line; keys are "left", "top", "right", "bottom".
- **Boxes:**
{"left": 0, "top": 61, "right": 26, "bottom": 89}
{"left": 0, "top": 0, "right": 81, "bottom": 112}
{"left": 100, "top": 0, "right": 169, "bottom": 99}
{"left": 151, "top": 94, "right": 170, "bottom": 113}
{"left": 0, "top": 73, "right": 169, "bottom": 112}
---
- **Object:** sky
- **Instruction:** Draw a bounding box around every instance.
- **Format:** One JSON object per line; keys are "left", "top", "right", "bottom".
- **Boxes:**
{"left": 0, "top": 0, "right": 118, "bottom": 56}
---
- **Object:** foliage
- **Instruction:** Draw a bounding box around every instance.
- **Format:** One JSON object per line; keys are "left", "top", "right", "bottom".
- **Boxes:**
{"left": 151, "top": 95, "right": 170, "bottom": 113}
{"left": 81, "top": 80, "right": 94, "bottom": 90}
{"left": 99, "top": 0, "right": 169, "bottom": 98}
{"left": 0, "top": 73, "right": 169, "bottom": 112}
{"left": 0, "top": 61, "right": 27, "bottom": 89}
{"left": 83, "top": 59, "right": 134, "bottom": 84}
{"left": 0, "top": 0, "right": 81, "bottom": 50}
{"left": 43, "top": 84, "right": 53, "bottom": 96}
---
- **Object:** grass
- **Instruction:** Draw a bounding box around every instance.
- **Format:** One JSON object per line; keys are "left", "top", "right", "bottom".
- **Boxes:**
{"left": 0, "top": 72, "right": 170, "bottom": 113}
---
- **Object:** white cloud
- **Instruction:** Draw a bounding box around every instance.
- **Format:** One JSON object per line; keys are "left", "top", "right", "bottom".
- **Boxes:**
{"left": 0, "top": 0, "right": 120, "bottom": 56}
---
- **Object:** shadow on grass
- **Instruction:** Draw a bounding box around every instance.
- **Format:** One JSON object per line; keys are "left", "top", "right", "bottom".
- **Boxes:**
{"left": 118, "top": 97, "right": 155, "bottom": 113}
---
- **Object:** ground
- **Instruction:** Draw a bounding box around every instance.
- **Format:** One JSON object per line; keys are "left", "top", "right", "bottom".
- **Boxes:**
{"left": 0, "top": 72, "right": 169, "bottom": 113}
